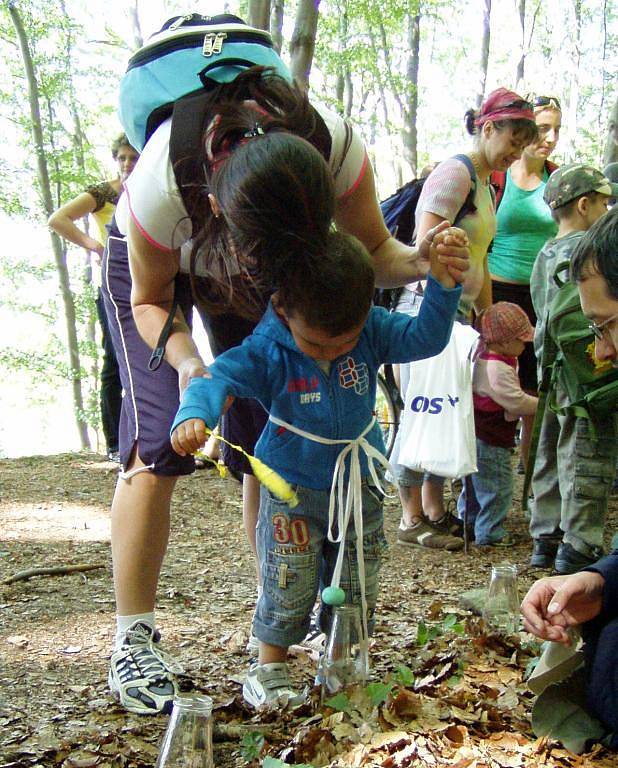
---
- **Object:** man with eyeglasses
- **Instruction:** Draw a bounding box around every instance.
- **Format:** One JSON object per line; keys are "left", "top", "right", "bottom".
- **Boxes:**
{"left": 572, "top": 206, "right": 618, "bottom": 366}
{"left": 521, "top": 207, "right": 618, "bottom": 750}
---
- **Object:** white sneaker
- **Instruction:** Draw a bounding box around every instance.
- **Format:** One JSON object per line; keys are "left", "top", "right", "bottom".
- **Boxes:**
{"left": 242, "top": 662, "right": 305, "bottom": 710}
{"left": 108, "top": 621, "right": 182, "bottom": 715}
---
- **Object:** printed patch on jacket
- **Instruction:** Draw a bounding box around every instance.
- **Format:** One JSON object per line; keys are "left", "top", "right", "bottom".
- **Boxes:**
{"left": 338, "top": 356, "right": 369, "bottom": 395}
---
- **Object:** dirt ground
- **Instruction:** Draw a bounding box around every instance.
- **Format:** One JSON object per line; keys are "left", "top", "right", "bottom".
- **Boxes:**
{"left": 1, "top": 452, "right": 617, "bottom": 768}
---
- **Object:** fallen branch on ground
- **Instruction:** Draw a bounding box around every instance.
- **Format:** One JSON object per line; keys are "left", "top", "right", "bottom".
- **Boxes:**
{"left": 3, "top": 563, "right": 106, "bottom": 584}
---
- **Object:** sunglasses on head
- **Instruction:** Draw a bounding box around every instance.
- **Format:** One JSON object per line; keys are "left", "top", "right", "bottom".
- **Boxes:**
{"left": 532, "top": 95, "right": 561, "bottom": 111}
{"left": 499, "top": 98, "right": 534, "bottom": 112}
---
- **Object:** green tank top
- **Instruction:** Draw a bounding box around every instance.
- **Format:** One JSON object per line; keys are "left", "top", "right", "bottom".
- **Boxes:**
{"left": 488, "top": 168, "right": 557, "bottom": 283}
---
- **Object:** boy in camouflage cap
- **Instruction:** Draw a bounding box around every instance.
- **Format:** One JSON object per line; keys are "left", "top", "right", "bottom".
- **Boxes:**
{"left": 528, "top": 163, "right": 616, "bottom": 573}
{"left": 544, "top": 164, "right": 618, "bottom": 210}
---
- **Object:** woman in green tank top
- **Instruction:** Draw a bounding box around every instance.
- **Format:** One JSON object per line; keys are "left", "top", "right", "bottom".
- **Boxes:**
{"left": 488, "top": 97, "right": 562, "bottom": 469}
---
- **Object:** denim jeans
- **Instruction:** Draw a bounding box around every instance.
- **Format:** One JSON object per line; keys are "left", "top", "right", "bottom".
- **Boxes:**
{"left": 254, "top": 483, "right": 387, "bottom": 648}
{"left": 457, "top": 438, "right": 512, "bottom": 544}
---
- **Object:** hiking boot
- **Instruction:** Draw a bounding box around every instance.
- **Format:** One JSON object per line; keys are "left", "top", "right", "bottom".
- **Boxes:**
{"left": 108, "top": 621, "right": 181, "bottom": 715}
{"left": 554, "top": 543, "right": 598, "bottom": 575}
{"left": 243, "top": 662, "right": 305, "bottom": 711}
{"left": 476, "top": 533, "right": 516, "bottom": 548}
{"left": 530, "top": 538, "right": 560, "bottom": 568}
{"left": 397, "top": 520, "right": 463, "bottom": 551}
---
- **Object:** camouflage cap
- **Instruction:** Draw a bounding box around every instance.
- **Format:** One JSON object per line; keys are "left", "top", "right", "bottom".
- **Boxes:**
{"left": 544, "top": 164, "right": 618, "bottom": 210}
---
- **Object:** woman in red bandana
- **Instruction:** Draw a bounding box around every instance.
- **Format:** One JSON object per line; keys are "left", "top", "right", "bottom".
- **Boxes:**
{"left": 102, "top": 67, "right": 470, "bottom": 716}
{"left": 390, "top": 88, "right": 538, "bottom": 551}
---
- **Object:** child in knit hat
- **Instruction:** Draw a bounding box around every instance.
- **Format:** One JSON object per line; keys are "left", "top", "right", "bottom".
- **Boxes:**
{"left": 458, "top": 302, "right": 538, "bottom": 546}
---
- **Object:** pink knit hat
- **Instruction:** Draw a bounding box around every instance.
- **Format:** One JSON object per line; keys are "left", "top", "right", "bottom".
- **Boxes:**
{"left": 481, "top": 302, "right": 534, "bottom": 344}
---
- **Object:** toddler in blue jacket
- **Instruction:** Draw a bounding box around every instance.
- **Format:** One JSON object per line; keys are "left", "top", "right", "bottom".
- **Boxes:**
{"left": 171, "top": 229, "right": 465, "bottom": 711}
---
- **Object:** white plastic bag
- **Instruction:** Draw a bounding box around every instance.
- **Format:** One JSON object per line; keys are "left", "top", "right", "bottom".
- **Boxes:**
{"left": 397, "top": 322, "right": 479, "bottom": 479}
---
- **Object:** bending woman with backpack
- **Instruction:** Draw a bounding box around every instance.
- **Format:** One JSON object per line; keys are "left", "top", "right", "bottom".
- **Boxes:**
{"left": 103, "top": 53, "right": 470, "bottom": 713}
{"left": 390, "top": 88, "right": 538, "bottom": 550}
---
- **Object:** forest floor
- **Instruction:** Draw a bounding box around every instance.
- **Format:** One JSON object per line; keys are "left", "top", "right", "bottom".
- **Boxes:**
{"left": 1, "top": 452, "right": 617, "bottom": 768}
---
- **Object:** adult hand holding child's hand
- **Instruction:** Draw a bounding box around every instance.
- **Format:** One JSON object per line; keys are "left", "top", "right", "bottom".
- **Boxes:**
{"left": 424, "top": 221, "right": 470, "bottom": 288}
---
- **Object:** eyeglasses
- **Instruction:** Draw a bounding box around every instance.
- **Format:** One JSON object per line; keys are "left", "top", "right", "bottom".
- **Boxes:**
{"left": 588, "top": 313, "right": 618, "bottom": 340}
{"left": 533, "top": 95, "right": 561, "bottom": 111}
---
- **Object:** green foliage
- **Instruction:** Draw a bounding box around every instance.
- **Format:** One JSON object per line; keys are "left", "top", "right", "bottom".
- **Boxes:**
{"left": 365, "top": 681, "right": 394, "bottom": 706}
{"left": 416, "top": 614, "right": 465, "bottom": 646}
{"left": 392, "top": 663, "right": 415, "bottom": 688}
{"left": 240, "top": 731, "right": 265, "bottom": 762}
{"left": 323, "top": 691, "right": 352, "bottom": 712}
{"left": 263, "top": 758, "right": 314, "bottom": 768}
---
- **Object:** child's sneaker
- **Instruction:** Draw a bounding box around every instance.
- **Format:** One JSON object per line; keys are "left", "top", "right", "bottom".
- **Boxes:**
{"left": 108, "top": 621, "right": 182, "bottom": 715}
{"left": 243, "top": 662, "right": 305, "bottom": 710}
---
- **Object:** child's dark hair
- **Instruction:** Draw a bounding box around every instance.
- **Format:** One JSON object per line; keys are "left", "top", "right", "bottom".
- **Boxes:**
{"left": 464, "top": 109, "right": 538, "bottom": 144}
{"left": 570, "top": 206, "right": 618, "bottom": 299}
{"left": 276, "top": 231, "right": 375, "bottom": 337}
{"left": 185, "top": 67, "right": 335, "bottom": 320}
{"left": 111, "top": 133, "right": 133, "bottom": 158}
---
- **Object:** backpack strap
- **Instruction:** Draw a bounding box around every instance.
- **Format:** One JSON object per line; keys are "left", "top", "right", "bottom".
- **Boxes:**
{"left": 451, "top": 153, "right": 477, "bottom": 225}
{"left": 148, "top": 279, "right": 181, "bottom": 372}
{"left": 552, "top": 260, "right": 571, "bottom": 288}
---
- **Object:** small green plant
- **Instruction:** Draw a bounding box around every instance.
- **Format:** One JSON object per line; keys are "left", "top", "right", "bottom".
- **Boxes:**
{"left": 263, "top": 758, "right": 314, "bottom": 768}
{"left": 365, "top": 681, "right": 394, "bottom": 706}
{"left": 323, "top": 691, "right": 351, "bottom": 713}
{"left": 416, "top": 614, "right": 465, "bottom": 646}
{"left": 392, "top": 664, "right": 415, "bottom": 688}
{"left": 240, "top": 731, "right": 265, "bottom": 762}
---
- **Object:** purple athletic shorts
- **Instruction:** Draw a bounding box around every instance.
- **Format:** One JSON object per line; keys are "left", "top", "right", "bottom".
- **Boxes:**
{"left": 102, "top": 223, "right": 267, "bottom": 477}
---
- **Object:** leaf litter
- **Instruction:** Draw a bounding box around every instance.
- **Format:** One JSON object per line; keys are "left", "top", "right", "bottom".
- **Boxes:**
{"left": 1, "top": 453, "right": 617, "bottom": 767}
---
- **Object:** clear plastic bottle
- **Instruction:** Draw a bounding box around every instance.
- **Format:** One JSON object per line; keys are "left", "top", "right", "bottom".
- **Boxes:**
{"left": 155, "top": 695, "right": 214, "bottom": 768}
{"left": 482, "top": 563, "right": 520, "bottom": 634}
{"left": 319, "top": 604, "right": 368, "bottom": 699}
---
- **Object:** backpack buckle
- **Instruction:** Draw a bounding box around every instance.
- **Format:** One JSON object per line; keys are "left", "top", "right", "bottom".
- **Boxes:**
{"left": 202, "top": 32, "right": 227, "bottom": 57}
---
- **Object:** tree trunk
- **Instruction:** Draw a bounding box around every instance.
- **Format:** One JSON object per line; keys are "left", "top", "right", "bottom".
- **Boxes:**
{"left": 60, "top": 0, "right": 99, "bottom": 445}
{"left": 8, "top": 3, "right": 90, "bottom": 449}
{"left": 289, "top": 0, "right": 320, "bottom": 90}
{"left": 564, "top": 0, "right": 582, "bottom": 163}
{"left": 603, "top": 96, "right": 618, "bottom": 166}
{"left": 249, "top": 0, "right": 271, "bottom": 32}
{"left": 404, "top": 6, "right": 421, "bottom": 177}
{"left": 476, "top": 0, "right": 491, "bottom": 109}
{"left": 128, "top": 0, "right": 143, "bottom": 49}
{"left": 515, "top": 0, "right": 525, "bottom": 88}
{"left": 270, "top": 0, "right": 284, "bottom": 54}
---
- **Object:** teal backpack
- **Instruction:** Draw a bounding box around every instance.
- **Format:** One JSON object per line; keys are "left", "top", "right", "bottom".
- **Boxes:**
{"left": 119, "top": 13, "right": 291, "bottom": 153}
{"left": 523, "top": 261, "right": 618, "bottom": 506}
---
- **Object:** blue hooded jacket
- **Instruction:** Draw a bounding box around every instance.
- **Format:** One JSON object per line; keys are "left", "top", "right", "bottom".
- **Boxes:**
{"left": 172, "top": 275, "right": 461, "bottom": 489}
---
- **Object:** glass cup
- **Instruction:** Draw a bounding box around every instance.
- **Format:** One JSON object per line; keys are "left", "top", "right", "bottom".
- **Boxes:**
{"left": 318, "top": 604, "right": 369, "bottom": 699}
{"left": 482, "top": 563, "right": 520, "bottom": 635}
{"left": 155, "top": 695, "right": 214, "bottom": 768}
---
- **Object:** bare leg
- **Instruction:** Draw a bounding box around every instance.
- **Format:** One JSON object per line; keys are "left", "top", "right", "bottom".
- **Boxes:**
{"left": 243, "top": 473, "right": 262, "bottom": 585}
{"left": 259, "top": 641, "right": 288, "bottom": 665}
{"left": 399, "top": 484, "right": 423, "bottom": 526}
{"left": 421, "top": 478, "right": 446, "bottom": 522}
{"left": 111, "top": 454, "right": 178, "bottom": 615}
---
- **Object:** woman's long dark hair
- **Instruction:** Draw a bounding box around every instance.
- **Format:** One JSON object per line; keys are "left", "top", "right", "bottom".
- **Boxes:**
{"left": 181, "top": 67, "right": 335, "bottom": 320}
